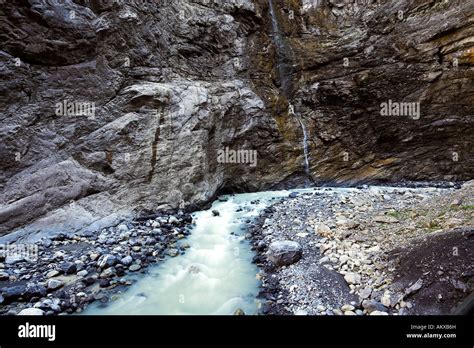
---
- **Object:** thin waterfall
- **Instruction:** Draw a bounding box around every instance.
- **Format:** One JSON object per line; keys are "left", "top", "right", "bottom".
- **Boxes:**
{"left": 290, "top": 104, "right": 310, "bottom": 174}
{"left": 268, "top": 0, "right": 311, "bottom": 175}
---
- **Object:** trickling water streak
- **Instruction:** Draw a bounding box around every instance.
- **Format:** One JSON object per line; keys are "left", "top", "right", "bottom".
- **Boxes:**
{"left": 290, "top": 104, "right": 310, "bottom": 174}
{"left": 268, "top": 1, "right": 311, "bottom": 176}
{"left": 297, "top": 117, "right": 310, "bottom": 174}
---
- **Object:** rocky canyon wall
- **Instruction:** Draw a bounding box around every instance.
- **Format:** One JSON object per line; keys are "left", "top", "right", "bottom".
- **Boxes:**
{"left": 0, "top": 0, "right": 472, "bottom": 240}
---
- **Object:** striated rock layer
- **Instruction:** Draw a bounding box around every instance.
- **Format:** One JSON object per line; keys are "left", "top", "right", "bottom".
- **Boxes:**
{"left": 0, "top": 0, "right": 472, "bottom": 240}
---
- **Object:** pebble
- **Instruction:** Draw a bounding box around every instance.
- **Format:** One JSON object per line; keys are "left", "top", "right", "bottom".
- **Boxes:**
{"left": 5, "top": 255, "right": 25, "bottom": 264}
{"left": 59, "top": 262, "right": 77, "bottom": 275}
{"left": 336, "top": 218, "right": 359, "bottom": 229}
{"left": 381, "top": 291, "right": 392, "bottom": 307}
{"left": 128, "top": 264, "right": 141, "bottom": 272}
{"left": 267, "top": 240, "right": 302, "bottom": 267}
{"left": 362, "top": 299, "right": 387, "bottom": 313}
{"left": 121, "top": 256, "right": 133, "bottom": 266}
{"left": 53, "top": 251, "right": 65, "bottom": 259}
{"left": 370, "top": 310, "right": 389, "bottom": 316}
{"left": 344, "top": 272, "right": 361, "bottom": 285}
{"left": 0, "top": 271, "right": 9, "bottom": 280}
{"left": 77, "top": 270, "right": 88, "bottom": 277}
{"left": 168, "top": 216, "right": 179, "bottom": 224}
{"left": 47, "top": 279, "right": 64, "bottom": 290}
{"left": 405, "top": 279, "right": 423, "bottom": 295}
{"left": 40, "top": 298, "right": 61, "bottom": 312}
{"left": 358, "top": 288, "right": 372, "bottom": 299}
{"left": 233, "top": 308, "right": 245, "bottom": 315}
{"left": 24, "top": 284, "right": 47, "bottom": 299}
{"left": 100, "top": 267, "right": 117, "bottom": 279}
{"left": 117, "top": 224, "right": 128, "bottom": 233}
{"left": 18, "top": 308, "right": 45, "bottom": 316}
{"left": 294, "top": 309, "right": 308, "bottom": 315}
{"left": 319, "top": 256, "right": 330, "bottom": 264}
{"left": 41, "top": 239, "right": 52, "bottom": 248}
{"left": 2, "top": 285, "right": 26, "bottom": 301}
{"left": 317, "top": 305, "right": 326, "bottom": 312}
{"left": 339, "top": 255, "right": 349, "bottom": 264}
{"left": 82, "top": 276, "right": 97, "bottom": 286}
{"left": 97, "top": 255, "right": 117, "bottom": 268}
{"left": 315, "top": 224, "right": 332, "bottom": 237}
{"left": 374, "top": 215, "right": 399, "bottom": 224}
{"left": 341, "top": 304, "right": 355, "bottom": 311}
{"left": 166, "top": 249, "right": 179, "bottom": 257}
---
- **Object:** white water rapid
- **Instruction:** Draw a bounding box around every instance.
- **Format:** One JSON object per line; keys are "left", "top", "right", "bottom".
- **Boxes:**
{"left": 84, "top": 190, "right": 297, "bottom": 315}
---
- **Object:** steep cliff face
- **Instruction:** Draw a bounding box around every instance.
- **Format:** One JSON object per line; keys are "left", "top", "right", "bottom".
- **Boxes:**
{"left": 0, "top": 0, "right": 472, "bottom": 240}
{"left": 252, "top": 0, "right": 474, "bottom": 183}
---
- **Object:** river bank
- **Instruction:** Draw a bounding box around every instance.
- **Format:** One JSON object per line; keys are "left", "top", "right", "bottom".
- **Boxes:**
{"left": 1, "top": 183, "right": 472, "bottom": 315}
{"left": 0, "top": 211, "right": 194, "bottom": 315}
{"left": 250, "top": 182, "right": 473, "bottom": 315}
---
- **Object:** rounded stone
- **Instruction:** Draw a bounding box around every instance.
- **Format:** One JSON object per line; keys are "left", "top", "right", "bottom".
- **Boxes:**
{"left": 267, "top": 241, "right": 302, "bottom": 267}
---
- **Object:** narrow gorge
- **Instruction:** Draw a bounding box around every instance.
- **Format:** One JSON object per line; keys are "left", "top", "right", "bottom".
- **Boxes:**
{"left": 0, "top": 0, "right": 473, "bottom": 318}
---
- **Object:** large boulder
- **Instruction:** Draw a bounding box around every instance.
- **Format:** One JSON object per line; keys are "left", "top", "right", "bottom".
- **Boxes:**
{"left": 267, "top": 241, "right": 302, "bottom": 267}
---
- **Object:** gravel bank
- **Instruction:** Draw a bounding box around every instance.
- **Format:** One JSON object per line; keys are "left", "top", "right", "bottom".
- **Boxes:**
{"left": 249, "top": 182, "right": 473, "bottom": 315}
{"left": 0, "top": 211, "right": 193, "bottom": 315}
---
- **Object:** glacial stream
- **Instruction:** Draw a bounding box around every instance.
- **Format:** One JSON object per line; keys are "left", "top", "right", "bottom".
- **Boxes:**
{"left": 84, "top": 190, "right": 300, "bottom": 315}
{"left": 84, "top": 2, "right": 318, "bottom": 316}
{"left": 83, "top": 185, "right": 448, "bottom": 315}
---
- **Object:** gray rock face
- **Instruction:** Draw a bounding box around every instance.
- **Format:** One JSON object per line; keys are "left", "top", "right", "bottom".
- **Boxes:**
{"left": 267, "top": 241, "right": 302, "bottom": 267}
{"left": 0, "top": 0, "right": 472, "bottom": 240}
